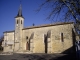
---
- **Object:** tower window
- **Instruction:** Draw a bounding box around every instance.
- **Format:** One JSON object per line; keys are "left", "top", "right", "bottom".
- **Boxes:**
{"left": 21, "top": 20, "right": 22, "bottom": 24}
{"left": 61, "top": 33, "right": 64, "bottom": 42}
{"left": 26, "top": 36, "right": 28, "bottom": 39}
{"left": 17, "top": 20, "right": 18, "bottom": 24}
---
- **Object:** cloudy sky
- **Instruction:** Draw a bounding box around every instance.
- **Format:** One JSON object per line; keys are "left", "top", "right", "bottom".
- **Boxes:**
{"left": 0, "top": 0, "right": 53, "bottom": 36}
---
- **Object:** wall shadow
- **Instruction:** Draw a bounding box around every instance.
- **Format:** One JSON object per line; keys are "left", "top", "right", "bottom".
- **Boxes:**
{"left": 60, "top": 29, "right": 76, "bottom": 54}
{"left": 61, "top": 46, "right": 76, "bottom": 54}
{"left": 52, "top": 29, "right": 77, "bottom": 60}
{"left": 49, "top": 54, "right": 76, "bottom": 60}
{"left": 44, "top": 34, "right": 48, "bottom": 53}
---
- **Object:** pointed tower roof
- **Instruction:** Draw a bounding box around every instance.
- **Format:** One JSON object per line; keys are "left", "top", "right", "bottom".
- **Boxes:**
{"left": 15, "top": 4, "right": 24, "bottom": 18}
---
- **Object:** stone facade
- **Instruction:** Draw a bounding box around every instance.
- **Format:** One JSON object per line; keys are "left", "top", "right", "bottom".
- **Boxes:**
{"left": 22, "top": 23, "right": 75, "bottom": 53}
{"left": 2, "top": 4, "right": 76, "bottom": 54}
{"left": 2, "top": 22, "right": 76, "bottom": 54}
{"left": 3, "top": 32, "right": 14, "bottom": 52}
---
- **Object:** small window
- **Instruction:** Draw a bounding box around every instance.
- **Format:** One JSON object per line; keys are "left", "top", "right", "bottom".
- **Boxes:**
{"left": 61, "top": 33, "right": 64, "bottom": 42}
{"left": 21, "top": 20, "right": 22, "bottom": 24}
{"left": 26, "top": 36, "right": 28, "bottom": 39}
{"left": 17, "top": 20, "right": 18, "bottom": 24}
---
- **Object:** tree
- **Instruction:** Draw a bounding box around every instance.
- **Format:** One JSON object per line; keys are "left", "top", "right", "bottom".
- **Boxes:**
{"left": 37, "top": 0, "right": 80, "bottom": 23}
{"left": 0, "top": 36, "right": 4, "bottom": 51}
{"left": 37, "top": 0, "right": 80, "bottom": 35}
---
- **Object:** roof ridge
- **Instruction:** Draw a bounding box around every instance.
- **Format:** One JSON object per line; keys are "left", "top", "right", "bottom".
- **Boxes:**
{"left": 23, "top": 22, "right": 74, "bottom": 30}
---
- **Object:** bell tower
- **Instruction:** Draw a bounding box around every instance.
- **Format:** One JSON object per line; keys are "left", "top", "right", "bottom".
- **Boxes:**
{"left": 14, "top": 4, "right": 24, "bottom": 51}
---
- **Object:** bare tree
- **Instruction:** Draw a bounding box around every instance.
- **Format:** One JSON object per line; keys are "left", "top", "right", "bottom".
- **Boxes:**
{"left": 36, "top": 0, "right": 80, "bottom": 35}
{"left": 0, "top": 35, "right": 4, "bottom": 46}
{"left": 37, "top": 0, "right": 80, "bottom": 23}
{"left": 0, "top": 35, "right": 4, "bottom": 51}
{"left": 0, "top": 36, "right": 4, "bottom": 41}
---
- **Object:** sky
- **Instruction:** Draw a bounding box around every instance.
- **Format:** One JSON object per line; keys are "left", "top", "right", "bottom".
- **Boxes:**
{"left": 0, "top": 0, "right": 52, "bottom": 37}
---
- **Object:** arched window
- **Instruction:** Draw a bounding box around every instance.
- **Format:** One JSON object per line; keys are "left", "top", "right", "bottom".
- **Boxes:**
{"left": 17, "top": 20, "right": 18, "bottom": 24}
{"left": 26, "top": 36, "right": 28, "bottom": 39}
{"left": 21, "top": 20, "right": 22, "bottom": 24}
{"left": 61, "top": 33, "right": 64, "bottom": 42}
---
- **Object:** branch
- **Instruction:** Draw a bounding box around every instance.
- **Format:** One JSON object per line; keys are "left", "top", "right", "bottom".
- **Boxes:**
{"left": 62, "top": 0, "right": 79, "bottom": 23}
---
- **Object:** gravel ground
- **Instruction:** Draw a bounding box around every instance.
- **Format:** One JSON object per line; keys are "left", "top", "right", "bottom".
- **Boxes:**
{"left": 0, "top": 53, "right": 76, "bottom": 60}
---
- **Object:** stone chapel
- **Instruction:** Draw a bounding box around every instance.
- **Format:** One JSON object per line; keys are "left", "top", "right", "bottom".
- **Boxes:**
{"left": 2, "top": 4, "right": 76, "bottom": 54}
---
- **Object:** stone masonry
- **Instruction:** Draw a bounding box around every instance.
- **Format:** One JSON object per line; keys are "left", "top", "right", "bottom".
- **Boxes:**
{"left": 2, "top": 4, "right": 76, "bottom": 54}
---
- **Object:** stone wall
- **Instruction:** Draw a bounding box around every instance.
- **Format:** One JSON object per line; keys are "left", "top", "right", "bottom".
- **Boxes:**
{"left": 3, "top": 32, "right": 14, "bottom": 52}
{"left": 22, "top": 23, "right": 74, "bottom": 53}
{"left": 2, "top": 23, "right": 75, "bottom": 53}
{"left": 51, "top": 24, "right": 73, "bottom": 53}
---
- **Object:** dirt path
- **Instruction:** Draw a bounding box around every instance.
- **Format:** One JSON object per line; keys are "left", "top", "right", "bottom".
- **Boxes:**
{"left": 0, "top": 53, "right": 76, "bottom": 60}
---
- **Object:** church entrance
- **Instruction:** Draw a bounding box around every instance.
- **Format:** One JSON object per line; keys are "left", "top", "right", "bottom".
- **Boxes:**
{"left": 26, "top": 42, "right": 30, "bottom": 50}
{"left": 44, "top": 34, "right": 48, "bottom": 53}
